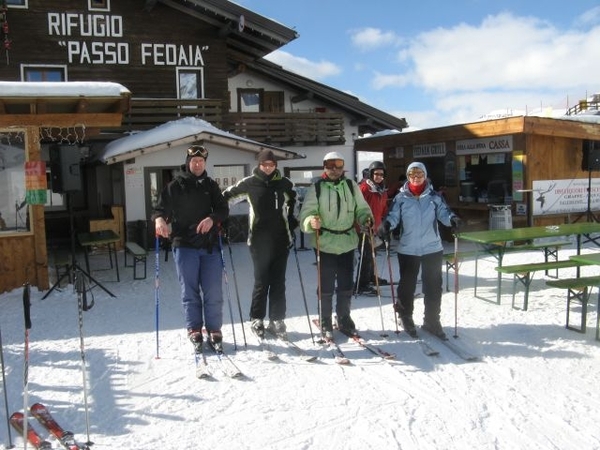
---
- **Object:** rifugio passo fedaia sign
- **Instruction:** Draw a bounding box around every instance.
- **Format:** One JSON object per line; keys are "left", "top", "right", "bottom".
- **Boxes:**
{"left": 47, "top": 12, "right": 207, "bottom": 66}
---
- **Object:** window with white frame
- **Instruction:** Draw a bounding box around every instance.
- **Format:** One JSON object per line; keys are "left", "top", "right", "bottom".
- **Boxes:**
{"left": 88, "top": 0, "right": 110, "bottom": 12}
{"left": 0, "top": 130, "right": 31, "bottom": 232}
{"left": 6, "top": 0, "right": 28, "bottom": 8}
{"left": 177, "top": 68, "right": 205, "bottom": 99}
{"left": 22, "top": 65, "right": 67, "bottom": 82}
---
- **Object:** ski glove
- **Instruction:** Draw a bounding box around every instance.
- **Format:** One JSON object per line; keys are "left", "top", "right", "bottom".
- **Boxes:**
{"left": 450, "top": 216, "right": 463, "bottom": 232}
{"left": 377, "top": 221, "right": 391, "bottom": 242}
{"left": 359, "top": 217, "right": 373, "bottom": 234}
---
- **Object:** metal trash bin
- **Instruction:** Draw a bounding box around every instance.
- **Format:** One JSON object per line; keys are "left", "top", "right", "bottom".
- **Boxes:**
{"left": 489, "top": 204, "right": 512, "bottom": 230}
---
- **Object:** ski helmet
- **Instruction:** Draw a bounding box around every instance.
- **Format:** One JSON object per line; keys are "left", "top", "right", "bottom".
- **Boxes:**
{"left": 368, "top": 161, "right": 386, "bottom": 178}
{"left": 323, "top": 151, "right": 344, "bottom": 162}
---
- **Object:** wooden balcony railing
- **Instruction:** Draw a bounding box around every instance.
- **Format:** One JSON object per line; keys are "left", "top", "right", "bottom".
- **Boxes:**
{"left": 100, "top": 99, "right": 346, "bottom": 145}
{"left": 222, "top": 112, "right": 345, "bottom": 145}
{"left": 98, "top": 98, "right": 224, "bottom": 139}
{"left": 566, "top": 100, "right": 600, "bottom": 116}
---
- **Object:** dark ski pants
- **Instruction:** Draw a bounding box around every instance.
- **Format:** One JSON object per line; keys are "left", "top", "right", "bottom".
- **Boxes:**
{"left": 396, "top": 251, "right": 443, "bottom": 322}
{"left": 249, "top": 239, "right": 290, "bottom": 321}
{"left": 173, "top": 246, "right": 223, "bottom": 332}
{"left": 318, "top": 249, "right": 354, "bottom": 320}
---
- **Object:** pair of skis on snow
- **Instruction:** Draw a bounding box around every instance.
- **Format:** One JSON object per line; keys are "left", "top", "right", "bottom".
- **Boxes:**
{"left": 399, "top": 325, "right": 479, "bottom": 362}
{"left": 194, "top": 329, "right": 243, "bottom": 379}
{"left": 195, "top": 328, "right": 320, "bottom": 380}
{"left": 10, "top": 403, "right": 91, "bottom": 450}
{"left": 312, "top": 319, "right": 396, "bottom": 365}
{"left": 313, "top": 318, "right": 479, "bottom": 363}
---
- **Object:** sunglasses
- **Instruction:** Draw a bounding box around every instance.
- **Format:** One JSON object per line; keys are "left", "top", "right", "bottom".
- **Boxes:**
{"left": 187, "top": 145, "right": 208, "bottom": 158}
{"left": 408, "top": 172, "right": 425, "bottom": 180}
{"left": 324, "top": 160, "right": 344, "bottom": 170}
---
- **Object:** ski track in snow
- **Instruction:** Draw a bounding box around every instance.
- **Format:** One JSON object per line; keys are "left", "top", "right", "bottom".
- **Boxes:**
{"left": 1, "top": 242, "right": 600, "bottom": 449}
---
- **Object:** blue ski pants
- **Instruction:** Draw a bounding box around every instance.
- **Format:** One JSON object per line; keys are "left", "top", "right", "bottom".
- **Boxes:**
{"left": 173, "top": 246, "right": 224, "bottom": 332}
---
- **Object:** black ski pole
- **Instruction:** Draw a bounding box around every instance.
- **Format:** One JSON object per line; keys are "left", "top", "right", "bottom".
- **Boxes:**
{"left": 353, "top": 232, "right": 366, "bottom": 299}
{"left": 226, "top": 234, "right": 247, "bottom": 348}
{"left": 154, "top": 234, "right": 161, "bottom": 359}
{"left": 369, "top": 228, "right": 387, "bottom": 337}
{"left": 0, "top": 323, "right": 14, "bottom": 449}
{"left": 292, "top": 235, "right": 315, "bottom": 344}
{"left": 385, "top": 239, "right": 400, "bottom": 334}
{"left": 74, "top": 272, "right": 93, "bottom": 447}
{"left": 218, "top": 232, "right": 238, "bottom": 350}
{"left": 315, "top": 227, "right": 325, "bottom": 342}
{"left": 453, "top": 232, "right": 460, "bottom": 339}
{"left": 22, "top": 281, "right": 31, "bottom": 450}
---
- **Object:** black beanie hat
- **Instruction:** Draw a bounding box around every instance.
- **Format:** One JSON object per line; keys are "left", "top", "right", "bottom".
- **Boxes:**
{"left": 257, "top": 149, "right": 276, "bottom": 164}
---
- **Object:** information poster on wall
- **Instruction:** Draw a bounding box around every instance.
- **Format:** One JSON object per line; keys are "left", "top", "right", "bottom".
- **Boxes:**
{"left": 512, "top": 151, "right": 524, "bottom": 201}
{"left": 532, "top": 178, "right": 600, "bottom": 216}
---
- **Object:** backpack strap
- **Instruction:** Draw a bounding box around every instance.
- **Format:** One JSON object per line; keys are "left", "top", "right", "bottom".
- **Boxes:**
{"left": 314, "top": 178, "right": 355, "bottom": 200}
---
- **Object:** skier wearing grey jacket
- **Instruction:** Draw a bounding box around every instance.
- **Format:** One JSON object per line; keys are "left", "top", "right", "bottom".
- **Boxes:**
{"left": 378, "top": 161, "right": 461, "bottom": 339}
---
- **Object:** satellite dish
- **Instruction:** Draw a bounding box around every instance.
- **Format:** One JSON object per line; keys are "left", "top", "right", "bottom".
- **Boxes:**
{"left": 238, "top": 15, "right": 245, "bottom": 32}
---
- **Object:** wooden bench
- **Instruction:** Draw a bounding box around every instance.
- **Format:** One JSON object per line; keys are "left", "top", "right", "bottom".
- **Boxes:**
{"left": 495, "top": 260, "right": 585, "bottom": 311}
{"left": 124, "top": 241, "right": 147, "bottom": 280}
{"left": 444, "top": 239, "right": 572, "bottom": 292}
{"left": 546, "top": 276, "right": 600, "bottom": 340}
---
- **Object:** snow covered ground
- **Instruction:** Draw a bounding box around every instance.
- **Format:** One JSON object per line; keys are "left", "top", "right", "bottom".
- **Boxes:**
{"left": 1, "top": 237, "right": 600, "bottom": 450}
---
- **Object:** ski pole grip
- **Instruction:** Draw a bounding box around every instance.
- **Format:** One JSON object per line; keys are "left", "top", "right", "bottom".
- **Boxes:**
{"left": 23, "top": 283, "right": 32, "bottom": 329}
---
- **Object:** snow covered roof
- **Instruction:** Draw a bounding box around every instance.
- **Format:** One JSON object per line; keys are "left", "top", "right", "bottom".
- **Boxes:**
{"left": 0, "top": 81, "right": 130, "bottom": 98}
{"left": 0, "top": 82, "right": 131, "bottom": 129}
{"left": 98, "top": 117, "right": 305, "bottom": 164}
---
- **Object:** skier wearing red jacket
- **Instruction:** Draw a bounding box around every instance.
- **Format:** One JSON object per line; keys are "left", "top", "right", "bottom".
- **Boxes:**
{"left": 356, "top": 161, "right": 389, "bottom": 295}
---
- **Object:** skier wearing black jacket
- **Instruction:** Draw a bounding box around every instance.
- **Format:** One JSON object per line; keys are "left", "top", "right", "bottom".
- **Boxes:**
{"left": 223, "top": 149, "right": 297, "bottom": 339}
{"left": 152, "top": 145, "right": 229, "bottom": 349}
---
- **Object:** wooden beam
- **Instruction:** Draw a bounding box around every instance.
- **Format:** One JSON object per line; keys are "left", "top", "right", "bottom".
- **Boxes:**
{"left": 523, "top": 117, "right": 600, "bottom": 140}
{"left": 35, "top": 100, "right": 48, "bottom": 114}
{"left": 0, "top": 112, "right": 125, "bottom": 128}
{"left": 76, "top": 98, "right": 89, "bottom": 113}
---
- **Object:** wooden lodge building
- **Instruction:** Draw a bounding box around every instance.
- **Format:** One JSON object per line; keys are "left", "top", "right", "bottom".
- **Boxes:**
{"left": 0, "top": 0, "right": 407, "bottom": 293}
{"left": 355, "top": 114, "right": 600, "bottom": 231}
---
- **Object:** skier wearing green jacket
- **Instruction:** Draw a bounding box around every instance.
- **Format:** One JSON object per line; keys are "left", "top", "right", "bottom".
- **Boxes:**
{"left": 299, "top": 151, "right": 373, "bottom": 338}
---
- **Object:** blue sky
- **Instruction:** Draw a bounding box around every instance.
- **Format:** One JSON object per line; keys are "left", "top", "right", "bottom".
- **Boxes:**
{"left": 236, "top": 0, "right": 600, "bottom": 130}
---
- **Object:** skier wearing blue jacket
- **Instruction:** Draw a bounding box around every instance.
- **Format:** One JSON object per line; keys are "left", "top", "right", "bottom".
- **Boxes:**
{"left": 378, "top": 161, "right": 461, "bottom": 339}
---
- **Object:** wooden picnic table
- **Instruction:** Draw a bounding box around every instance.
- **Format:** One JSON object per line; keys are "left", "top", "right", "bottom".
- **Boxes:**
{"left": 563, "top": 252, "right": 600, "bottom": 340}
{"left": 78, "top": 229, "right": 121, "bottom": 282}
{"left": 457, "top": 222, "right": 600, "bottom": 304}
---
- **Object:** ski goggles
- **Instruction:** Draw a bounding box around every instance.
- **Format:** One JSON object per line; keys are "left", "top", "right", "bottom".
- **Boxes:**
{"left": 187, "top": 145, "right": 208, "bottom": 159}
{"left": 324, "top": 159, "right": 344, "bottom": 170}
{"left": 407, "top": 170, "right": 425, "bottom": 180}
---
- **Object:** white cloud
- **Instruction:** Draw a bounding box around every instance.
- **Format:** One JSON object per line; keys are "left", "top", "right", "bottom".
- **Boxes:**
{"left": 350, "top": 27, "right": 400, "bottom": 51}
{"left": 265, "top": 50, "right": 341, "bottom": 80}
{"left": 394, "top": 89, "right": 577, "bottom": 130}
{"left": 383, "top": 13, "right": 600, "bottom": 93}
{"left": 576, "top": 6, "right": 600, "bottom": 26}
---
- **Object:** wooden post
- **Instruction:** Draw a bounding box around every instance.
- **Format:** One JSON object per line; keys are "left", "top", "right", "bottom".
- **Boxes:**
{"left": 26, "top": 127, "right": 49, "bottom": 290}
